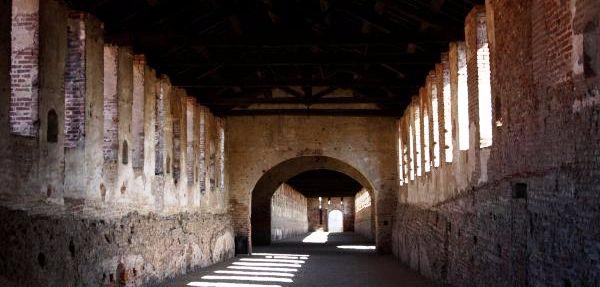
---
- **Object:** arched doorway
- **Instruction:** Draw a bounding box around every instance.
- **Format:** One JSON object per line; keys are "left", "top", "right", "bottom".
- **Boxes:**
{"left": 250, "top": 156, "right": 376, "bottom": 248}
{"left": 328, "top": 210, "right": 344, "bottom": 232}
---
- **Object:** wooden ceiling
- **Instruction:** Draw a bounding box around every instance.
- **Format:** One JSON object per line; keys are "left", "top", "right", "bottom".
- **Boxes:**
{"left": 66, "top": 0, "right": 481, "bottom": 116}
{"left": 286, "top": 169, "right": 363, "bottom": 198}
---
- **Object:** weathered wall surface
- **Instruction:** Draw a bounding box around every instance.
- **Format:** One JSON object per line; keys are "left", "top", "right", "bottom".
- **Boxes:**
{"left": 307, "top": 197, "right": 323, "bottom": 231}
{"left": 270, "top": 183, "right": 308, "bottom": 240}
{"left": 0, "top": 1, "right": 234, "bottom": 286}
{"left": 354, "top": 189, "right": 373, "bottom": 240}
{"left": 306, "top": 196, "right": 354, "bottom": 232}
{"left": 227, "top": 115, "right": 397, "bottom": 251}
{"left": 1, "top": 0, "right": 40, "bottom": 201}
{"left": 0, "top": 201, "right": 234, "bottom": 287}
{"left": 393, "top": 1, "right": 600, "bottom": 287}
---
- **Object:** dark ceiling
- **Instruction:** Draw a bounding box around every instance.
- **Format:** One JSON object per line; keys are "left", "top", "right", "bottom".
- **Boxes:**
{"left": 286, "top": 169, "right": 362, "bottom": 197}
{"left": 67, "top": 0, "right": 481, "bottom": 117}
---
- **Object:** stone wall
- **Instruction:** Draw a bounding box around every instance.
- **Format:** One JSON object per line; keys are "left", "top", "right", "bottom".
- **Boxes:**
{"left": 0, "top": 1, "right": 234, "bottom": 285}
{"left": 270, "top": 183, "right": 308, "bottom": 240}
{"left": 0, "top": 200, "right": 234, "bottom": 287}
{"left": 354, "top": 189, "right": 373, "bottom": 240}
{"left": 3, "top": 0, "right": 229, "bottom": 211}
{"left": 227, "top": 115, "right": 397, "bottom": 251}
{"left": 0, "top": 0, "right": 40, "bottom": 201}
{"left": 307, "top": 197, "right": 323, "bottom": 231}
{"left": 392, "top": 1, "right": 600, "bottom": 286}
{"left": 9, "top": 0, "right": 39, "bottom": 137}
{"left": 307, "top": 196, "right": 355, "bottom": 232}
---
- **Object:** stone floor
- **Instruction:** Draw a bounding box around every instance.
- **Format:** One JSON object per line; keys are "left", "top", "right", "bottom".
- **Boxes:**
{"left": 162, "top": 231, "right": 437, "bottom": 287}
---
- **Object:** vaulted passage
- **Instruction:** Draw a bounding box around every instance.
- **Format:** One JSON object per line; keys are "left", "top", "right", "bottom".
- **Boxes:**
{"left": 248, "top": 156, "right": 378, "bottom": 249}
{"left": 1, "top": 0, "right": 599, "bottom": 286}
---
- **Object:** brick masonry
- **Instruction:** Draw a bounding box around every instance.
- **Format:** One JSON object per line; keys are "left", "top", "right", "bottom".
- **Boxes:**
{"left": 306, "top": 196, "right": 355, "bottom": 233}
{"left": 0, "top": 201, "right": 234, "bottom": 287}
{"left": 10, "top": 0, "right": 39, "bottom": 137}
{"left": 354, "top": 188, "right": 373, "bottom": 240}
{"left": 131, "top": 55, "right": 145, "bottom": 170}
{"left": 1, "top": 0, "right": 599, "bottom": 286}
{"left": 0, "top": 1, "right": 234, "bottom": 285}
{"left": 393, "top": 2, "right": 600, "bottom": 286}
{"left": 270, "top": 183, "right": 308, "bottom": 240}
{"left": 103, "top": 45, "right": 118, "bottom": 164}
{"left": 227, "top": 119, "right": 397, "bottom": 251}
{"left": 64, "top": 12, "right": 86, "bottom": 148}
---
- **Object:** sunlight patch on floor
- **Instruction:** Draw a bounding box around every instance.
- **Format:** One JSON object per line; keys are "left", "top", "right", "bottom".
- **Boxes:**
{"left": 336, "top": 245, "right": 376, "bottom": 250}
{"left": 227, "top": 266, "right": 298, "bottom": 272}
{"left": 187, "top": 282, "right": 282, "bottom": 287}
{"left": 214, "top": 270, "right": 295, "bottom": 277}
{"left": 265, "top": 255, "right": 308, "bottom": 260}
{"left": 232, "top": 262, "right": 301, "bottom": 268}
{"left": 240, "top": 258, "right": 305, "bottom": 264}
{"left": 187, "top": 252, "right": 309, "bottom": 286}
{"left": 201, "top": 275, "right": 293, "bottom": 283}
{"left": 301, "top": 230, "right": 329, "bottom": 243}
{"left": 253, "top": 253, "right": 310, "bottom": 257}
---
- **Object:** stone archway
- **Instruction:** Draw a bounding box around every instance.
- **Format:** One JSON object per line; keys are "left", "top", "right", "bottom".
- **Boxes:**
{"left": 250, "top": 156, "right": 376, "bottom": 247}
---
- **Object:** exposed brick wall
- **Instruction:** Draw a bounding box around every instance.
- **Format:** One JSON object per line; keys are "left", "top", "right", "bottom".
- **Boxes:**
{"left": 465, "top": 6, "right": 485, "bottom": 182}
{"left": 531, "top": 0, "right": 574, "bottom": 85}
{"left": 307, "top": 197, "right": 323, "bottom": 231}
{"left": 191, "top": 103, "right": 200, "bottom": 191}
{"left": 64, "top": 12, "right": 101, "bottom": 200}
{"left": 1, "top": 2, "right": 235, "bottom": 285}
{"left": 103, "top": 45, "right": 118, "bottom": 163}
{"left": 354, "top": 188, "right": 373, "bottom": 240}
{"left": 200, "top": 111, "right": 225, "bottom": 195}
{"left": 270, "top": 184, "right": 308, "bottom": 240}
{"left": 171, "top": 88, "right": 182, "bottom": 183}
{"left": 10, "top": 0, "right": 39, "bottom": 137}
{"left": 178, "top": 90, "right": 188, "bottom": 188}
{"left": 306, "top": 197, "right": 323, "bottom": 231}
{"left": 207, "top": 112, "right": 215, "bottom": 191}
{"left": 394, "top": 2, "right": 600, "bottom": 286}
{"left": 64, "top": 12, "right": 86, "bottom": 148}
{"left": 217, "top": 118, "right": 225, "bottom": 193}
{"left": 154, "top": 76, "right": 168, "bottom": 175}
{"left": 198, "top": 106, "right": 207, "bottom": 193}
{"left": 0, "top": 202, "right": 234, "bottom": 286}
{"left": 131, "top": 55, "right": 145, "bottom": 169}
{"left": 307, "top": 196, "right": 355, "bottom": 232}
{"left": 0, "top": 0, "right": 39, "bottom": 196}
{"left": 186, "top": 98, "right": 195, "bottom": 187}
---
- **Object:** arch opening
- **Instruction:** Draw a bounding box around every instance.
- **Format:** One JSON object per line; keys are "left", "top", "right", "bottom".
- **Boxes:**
{"left": 327, "top": 210, "right": 344, "bottom": 233}
{"left": 250, "top": 156, "right": 376, "bottom": 249}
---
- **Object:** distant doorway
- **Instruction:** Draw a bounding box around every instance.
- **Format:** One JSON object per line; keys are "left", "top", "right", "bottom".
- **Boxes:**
{"left": 328, "top": 210, "right": 344, "bottom": 232}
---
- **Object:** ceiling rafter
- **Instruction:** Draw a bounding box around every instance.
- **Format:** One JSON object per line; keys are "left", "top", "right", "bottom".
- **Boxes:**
{"left": 65, "top": 0, "right": 482, "bottom": 117}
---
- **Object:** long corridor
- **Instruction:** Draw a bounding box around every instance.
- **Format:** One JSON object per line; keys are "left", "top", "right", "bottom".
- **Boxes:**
{"left": 163, "top": 232, "right": 436, "bottom": 287}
